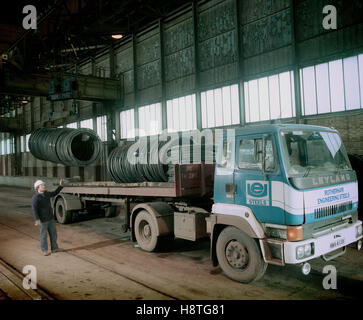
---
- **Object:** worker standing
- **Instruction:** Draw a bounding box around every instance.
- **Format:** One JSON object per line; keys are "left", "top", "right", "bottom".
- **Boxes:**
{"left": 32, "top": 179, "right": 65, "bottom": 256}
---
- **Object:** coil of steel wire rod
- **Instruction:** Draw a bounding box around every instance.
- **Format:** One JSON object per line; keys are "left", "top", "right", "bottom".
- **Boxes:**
{"left": 29, "top": 127, "right": 102, "bottom": 167}
{"left": 107, "top": 135, "right": 216, "bottom": 183}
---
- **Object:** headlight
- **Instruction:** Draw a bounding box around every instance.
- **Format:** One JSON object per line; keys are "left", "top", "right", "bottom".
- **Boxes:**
{"left": 296, "top": 246, "right": 305, "bottom": 259}
{"left": 304, "top": 244, "right": 311, "bottom": 256}
{"left": 296, "top": 243, "right": 314, "bottom": 260}
{"left": 356, "top": 225, "right": 362, "bottom": 238}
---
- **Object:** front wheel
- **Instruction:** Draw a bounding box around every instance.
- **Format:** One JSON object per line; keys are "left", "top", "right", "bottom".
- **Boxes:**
{"left": 216, "top": 227, "right": 267, "bottom": 283}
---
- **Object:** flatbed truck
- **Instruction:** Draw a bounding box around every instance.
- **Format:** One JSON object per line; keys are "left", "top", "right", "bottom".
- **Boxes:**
{"left": 53, "top": 124, "right": 363, "bottom": 283}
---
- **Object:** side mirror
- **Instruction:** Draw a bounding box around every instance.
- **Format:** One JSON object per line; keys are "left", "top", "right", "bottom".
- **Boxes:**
{"left": 262, "top": 136, "right": 266, "bottom": 175}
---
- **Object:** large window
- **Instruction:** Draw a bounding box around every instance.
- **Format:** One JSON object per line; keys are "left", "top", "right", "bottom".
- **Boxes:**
{"left": 244, "top": 71, "right": 295, "bottom": 123}
{"left": 138, "top": 103, "right": 162, "bottom": 137}
{"left": 80, "top": 119, "right": 93, "bottom": 130}
{"left": 97, "top": 115, "right": 107, "bottom": 141}
{"left": 201, "top": 84, "right": 240, "bottom": 128}
{"left": 120, "top": 109, "right": 135, "bottom": 139}
{"left": 167, "top": 94, "right": 197, "bottom": 132}
{"left": 300, "top": 54, "right": 363, "bottom": 115}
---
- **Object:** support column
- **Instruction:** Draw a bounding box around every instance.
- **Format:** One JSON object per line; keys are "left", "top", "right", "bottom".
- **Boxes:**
{"left": 132, "top": 34, "right": 139, "bottom": 137}
{"left": 193, "top": 1, "right": 202, "bottom": 130}
{"left": 235, "top": 0, "right": 245, "bottom": 126}
{"left": 290, "top": 0, "right": 302, "bottom": 123}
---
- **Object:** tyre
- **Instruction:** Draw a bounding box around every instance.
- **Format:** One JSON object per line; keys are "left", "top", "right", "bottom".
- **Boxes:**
{"left": 55, "top": 198, "right": 72, "bottom": 224}
{"left": 134, "top": 210, "right": 159, "bottom": 252}
{"left": 216, "top": 226, "right": 267, "bottom": 283}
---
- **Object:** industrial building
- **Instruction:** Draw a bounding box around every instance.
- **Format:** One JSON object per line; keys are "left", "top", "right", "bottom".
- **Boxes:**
{"left": 0, "top": 0, "right": 362, "bottom": 301}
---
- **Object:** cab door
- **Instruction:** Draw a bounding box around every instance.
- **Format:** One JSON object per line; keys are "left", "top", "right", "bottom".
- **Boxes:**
{"left": 214, "top": 135, "right": 236, "bottom": 204}
{"left": 233, "top": 134, "right": 284, "bottom": 224}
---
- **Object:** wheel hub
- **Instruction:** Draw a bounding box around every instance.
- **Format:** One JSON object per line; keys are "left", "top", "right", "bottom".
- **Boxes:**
{"left": 143, "top": 224, "right": 151, "bottom": 238}
{"left": 226, "top": 240, "right": 248, "bottom": 269}
{"left": 58, "top": 205, "right": 64, "bottom": 218}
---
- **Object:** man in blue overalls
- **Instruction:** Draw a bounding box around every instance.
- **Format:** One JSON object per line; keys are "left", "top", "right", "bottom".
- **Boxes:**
{"left": 32, "top": 179, "right": 64, "bottom": 256}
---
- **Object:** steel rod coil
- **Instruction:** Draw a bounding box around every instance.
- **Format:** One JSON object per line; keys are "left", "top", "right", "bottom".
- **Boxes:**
{"left": 29, "top": 127, "right": 102, "bottom": 167}
{"left": 107, "top": 135, "right": 215, "bottom": 183}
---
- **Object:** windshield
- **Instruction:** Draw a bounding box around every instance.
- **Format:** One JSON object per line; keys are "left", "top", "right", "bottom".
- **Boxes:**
{"left": 280, "top": 130, "right": 351, "bottom": 178}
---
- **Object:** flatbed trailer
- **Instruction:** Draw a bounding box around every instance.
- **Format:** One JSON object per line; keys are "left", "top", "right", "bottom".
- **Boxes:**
{"left": 53, "top": 163, "right": 215, "bottom": 240}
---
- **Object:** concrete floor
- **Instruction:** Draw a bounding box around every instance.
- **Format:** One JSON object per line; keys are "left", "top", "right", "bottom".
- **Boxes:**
{"left": 0, "top": 185, "right": 362, "bottom": 300}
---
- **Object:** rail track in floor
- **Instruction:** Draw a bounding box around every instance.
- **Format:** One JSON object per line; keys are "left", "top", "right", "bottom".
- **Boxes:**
{"left": 0, "top": 221, "right": 178, "bottom": 300}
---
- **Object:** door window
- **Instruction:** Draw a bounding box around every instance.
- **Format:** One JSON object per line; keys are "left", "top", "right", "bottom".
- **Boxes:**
{"left": 238, "top": 137, "right": 275, "bottom": 171}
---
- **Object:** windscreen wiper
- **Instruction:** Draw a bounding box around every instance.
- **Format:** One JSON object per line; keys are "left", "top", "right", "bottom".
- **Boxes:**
{"left": 303, "top": 165, "right": 314, "bottom": 177}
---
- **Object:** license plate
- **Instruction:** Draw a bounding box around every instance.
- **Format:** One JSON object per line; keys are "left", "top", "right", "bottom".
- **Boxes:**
{"left": 329, "top": 237, "right": 345, "bottom": 249}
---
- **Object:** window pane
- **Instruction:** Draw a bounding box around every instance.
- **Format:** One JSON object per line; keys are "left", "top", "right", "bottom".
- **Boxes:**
{"left": 244, "top": 82, "right": 250, "bottom": 123}
{"left": 167, "top": 95, "right": 196, "bottom": 132}
{"left": 248, "top": 80, "right": 259, "bottom": 122}
{"left": 302, "top": 66, "right": 317, "bottom": 115}
{"left": 222, "top": 86, "right": 232, "bottom": 125}
{"left": 258, "top": 77, "right": 269, "bottom": 121}
{"left": 201, "top": 85, "right": 239, "bottom": 128}
{"left": 269, "top": 75, "right": 280, "bottom": 119}
{"left": 185, "top": 95, "right": 193, "bottom": 129}
{"left": 206, "top": 90, "right": 215, "bottom": 128}
{"left": 214, "top": 88, "right": 223, "bottom": 127}
{"left": 172, "top": 99, "right": 179, "bottom": 132}
{"left": 315, "top": 63, "right": 330, "bottom": 114}
{"left": 179, "top": 97, "right": 187, "bottom": 131}
{"left": 230, "top": 84, "right": 240, "bottom": 125}
{"left": 291, "top": 71, "right": 296, "bottom": 117}
{"left": 80, "top": 119, "right": 93, "bottom": 130}
{"left": 329, "top": 59, "right": 345, "bottom": 112}
{"left": 97, "top": 116, "right": 107, "bottom": 141}
{"left": 138, "top": 103, "right": 162, "bottom": 136}
{"left": 120, "top": 109, "right": 135, "bottom": 139}
{"left": 201, "top": 92, "right": 207, "bottom": 128}
{"left": 192, "top": 95, "right": 197, "bottom": 129}
{"left": 343, "top": 56, "right": 360, "bottom": 110}
{"left": 26, "top": 134, "right": 30, "bottom": 152}
{"left": 20, "top": 136, "right": 24, "bottom": 153}
{"left": 239, "top": 139, "right": 261, "bottom": 170}
{"left": 167, "top": 100, "right": 174, "bottom": 132}
{"left": 300, "top": 70, "right": 305, "bottom": 115}
{"left": 66, "top": 122, "right": 78, "bottom": 129}
{"left": 279, "top": 71, "right": 292, "bottom": 118}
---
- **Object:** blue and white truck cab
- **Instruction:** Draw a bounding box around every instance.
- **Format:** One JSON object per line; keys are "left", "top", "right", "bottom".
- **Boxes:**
{"left": 208, "top": 124, "right": 362, "bottom": 283}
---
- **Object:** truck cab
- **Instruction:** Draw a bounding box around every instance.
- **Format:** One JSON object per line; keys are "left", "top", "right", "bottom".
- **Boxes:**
{"left": 209, "top": 124, "right": 362, "bottom": 283}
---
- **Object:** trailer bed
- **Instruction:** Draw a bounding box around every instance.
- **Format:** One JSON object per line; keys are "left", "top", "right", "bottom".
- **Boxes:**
{"left": 61, "top": 164, "right": 215, "bottom": 199}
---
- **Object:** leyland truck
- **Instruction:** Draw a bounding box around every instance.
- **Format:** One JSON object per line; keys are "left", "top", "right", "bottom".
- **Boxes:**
{"left": 53, "top": 124, "right": 363, "bottom": 283}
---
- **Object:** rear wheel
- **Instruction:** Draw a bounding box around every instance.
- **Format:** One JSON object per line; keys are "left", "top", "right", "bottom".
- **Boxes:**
{"left": 134, "top": 210, "right": 159, "bottom": 252}
{"left": 216, "top": 226, "right": 267, "bottom": 283}
{"left": 55, "top": 198, "right": 72, "bottom": 224}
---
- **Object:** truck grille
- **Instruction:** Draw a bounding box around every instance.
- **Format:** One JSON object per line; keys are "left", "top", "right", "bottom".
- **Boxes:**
{"left": 314, "top": 201, "right": 352, "bottom": 219}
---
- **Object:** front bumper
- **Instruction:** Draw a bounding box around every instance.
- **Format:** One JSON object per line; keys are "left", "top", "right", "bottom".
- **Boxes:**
{"left": 283, "top": 220, "right": 362, "bottom": 264}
